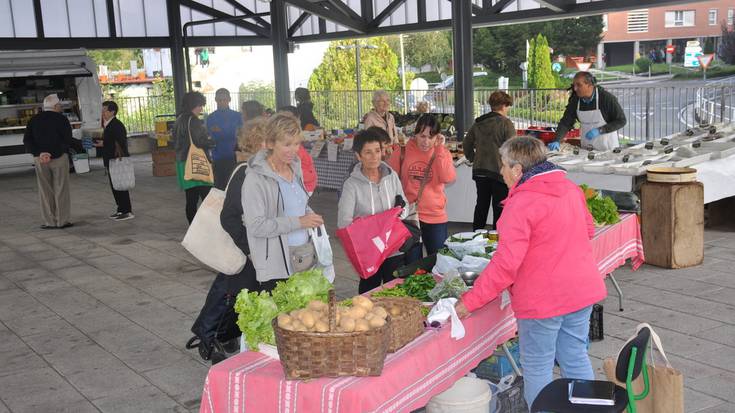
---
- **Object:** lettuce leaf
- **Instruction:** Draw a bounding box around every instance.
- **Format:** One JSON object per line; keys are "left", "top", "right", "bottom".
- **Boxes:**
{"left": 234, "top": 290, "right": 279, "bottom": 351}
{"left": 271, "top": 268, "right": 332, "bottom": 313}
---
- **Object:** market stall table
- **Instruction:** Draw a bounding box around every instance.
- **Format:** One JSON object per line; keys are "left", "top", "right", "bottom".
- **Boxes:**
{"left": 306, "top": 141, "right": 356, "bottom": 190}
{"left": 200, "top": 298, "right": 516, "bottom": 413}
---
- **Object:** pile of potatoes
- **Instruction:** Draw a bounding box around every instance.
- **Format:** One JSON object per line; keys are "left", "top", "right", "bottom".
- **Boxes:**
{"left": 276, "top": 296, "right": 399, "bottom": 333}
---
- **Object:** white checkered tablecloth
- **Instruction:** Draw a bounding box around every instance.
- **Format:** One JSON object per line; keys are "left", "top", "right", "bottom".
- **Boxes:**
{"left": 305, "top": 141, "right": 357, "bottom": 190}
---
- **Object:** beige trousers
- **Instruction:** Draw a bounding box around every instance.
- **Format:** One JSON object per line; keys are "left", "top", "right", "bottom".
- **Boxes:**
{"left": 34, "top": 153, "right": 71, "bottom": 227}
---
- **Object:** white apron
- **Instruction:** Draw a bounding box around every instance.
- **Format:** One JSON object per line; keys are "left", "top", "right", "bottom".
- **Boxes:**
{"left": 578, "top": 88, "right": 619, "bottom": 151}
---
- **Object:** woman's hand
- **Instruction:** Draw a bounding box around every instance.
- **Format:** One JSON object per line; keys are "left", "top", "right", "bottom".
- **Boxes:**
{"left": 435, "top": 134, "right": 446, "bottom": 147}
{"left": 455, "top": 300, "right": 470, "bottom": 319}
{"left": 299, "top": 213, "right": 324, "bottom": 229}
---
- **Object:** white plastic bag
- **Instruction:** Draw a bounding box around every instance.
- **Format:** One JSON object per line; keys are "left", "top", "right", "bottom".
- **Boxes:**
{"left": 109, "top": 157, "right": 135, "bottom": 190}
{"left": 460, "top": 254, "right": 491, "bottom": 273}
{"left": 445, "top": 234, "right": 488, "bottom": 259}
{"left": 432, "top": 252, "right": 462, "bottom": 275}
{"left": 309, "top": 224, "right": 333, "bottom": 266}
{"left": 427, "top": 298, "right": 465, "bottom": 339}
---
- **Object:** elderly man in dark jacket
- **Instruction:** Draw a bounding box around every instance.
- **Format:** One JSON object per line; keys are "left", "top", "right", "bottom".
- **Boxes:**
{"left": 463, "top": 91, "right": 516, "bottom": 230}
{"left": 95, "top": 100, "right": 133, "bottom": 221}
{"left": 23, "top": 93, "right": 84, "bottom": 229}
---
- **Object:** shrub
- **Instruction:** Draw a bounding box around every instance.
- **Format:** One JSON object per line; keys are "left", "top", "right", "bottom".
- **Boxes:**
{"left": 635, "top": 57, "right": 652, "bottom": 73}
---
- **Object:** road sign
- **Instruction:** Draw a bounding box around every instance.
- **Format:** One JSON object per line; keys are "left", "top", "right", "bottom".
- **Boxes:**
{"left": 697, "top": 54, "right": 714, "bottom": 69}
{"left": 575, "top": 62, "right": 592, "bottom": 72}
{"left": 552, "top": 62, "right": 562, "bottom": 72}
{"left": 665, "top": 45, "right": 676, "bottom": 54}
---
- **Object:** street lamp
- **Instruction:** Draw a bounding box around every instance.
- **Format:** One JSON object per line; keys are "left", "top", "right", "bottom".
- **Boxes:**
{"left": 337, "top": 42, "right": 378, "bottom": 119}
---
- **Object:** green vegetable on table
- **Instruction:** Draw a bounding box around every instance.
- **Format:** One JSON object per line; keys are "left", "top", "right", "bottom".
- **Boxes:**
{"left": 371, "top": 286, "right": 408, "bottom": 298}
{"left": 438, "top": 247, "right": 460, "bottom": 260}
{"left": 399, "top": 274, "right": 437, "bottom": 302}
{"left": 428, "top": 275, "right": 469, "bottom": 301}
{"left": 587, "top": 195, "right": 620, "bottom": 225}
{"left": 271, "top": 268, "right": 332, "bottom": 314}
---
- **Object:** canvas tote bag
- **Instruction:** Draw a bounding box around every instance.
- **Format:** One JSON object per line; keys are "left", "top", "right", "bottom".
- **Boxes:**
{"left": 184, "top": 117, "right": 214, "bottom": 184}
{"left": 109, "top": 157, "right": 135, "bottom": 191}
{"left": 181, "top": 164, "right": 248, "bottom": 275}
{"left": 602, "top": 322, "right": 684, "bottom": 413}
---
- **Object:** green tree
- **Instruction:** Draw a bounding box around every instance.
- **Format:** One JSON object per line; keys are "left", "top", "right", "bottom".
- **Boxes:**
{"left": 238, "top": 81, "right": 276, "bottom": 110}
{"left": 386, "top": 32, "right": 452, "bottom": 73}
{"left": 528, "top": 34, "right": 555, "bottom": 89}
{"left": 87, "top": 49, "right": 143, "bottom": 71}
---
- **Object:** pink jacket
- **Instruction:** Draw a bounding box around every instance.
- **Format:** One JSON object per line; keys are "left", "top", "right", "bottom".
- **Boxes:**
{"left": 298, "top": 145, "right": 317, "bottom": 193}
{"left": 387, "top": 139, "right": 456, "bottom": 224}
{"left": 461, "top": 169, "right": 606, "bottom": 319}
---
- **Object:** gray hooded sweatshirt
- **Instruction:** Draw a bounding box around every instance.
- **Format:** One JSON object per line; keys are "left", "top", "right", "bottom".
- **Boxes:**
{"left": 242, "top": 149, "right": 311, "bottom": 282}
{"left": 337, "top": 161, "right": 407, "bottom": 230}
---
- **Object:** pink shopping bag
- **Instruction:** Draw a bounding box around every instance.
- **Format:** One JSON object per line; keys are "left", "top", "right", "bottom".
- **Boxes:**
{"left": 336, "top": 207, "right": 411, "bottom": 279}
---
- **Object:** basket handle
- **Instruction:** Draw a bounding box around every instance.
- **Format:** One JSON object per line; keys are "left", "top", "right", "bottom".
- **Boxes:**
{"left": 328, "top": 289, "right": 337, "bottom": 332}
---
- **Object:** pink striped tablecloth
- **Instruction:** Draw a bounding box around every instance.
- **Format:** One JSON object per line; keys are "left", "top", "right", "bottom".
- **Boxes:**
{"left": 200, "top": 299, "right": 516, "bottom": 413}
{"left": 592, "top": 212, "right": 645, "bottom": 276}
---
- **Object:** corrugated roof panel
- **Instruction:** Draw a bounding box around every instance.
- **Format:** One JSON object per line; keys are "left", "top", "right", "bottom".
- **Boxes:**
{"left": 0, "top": 0, "right": 14, "bottom": 38}
{"left": 41, "top": 1, "right": 70, "bottom": 37}
{"left": 9, "top": 0, "right": 37, "bottom": 38}
{"left": 145, "top": 0, "right": 169, "bottom": 36}
{"left": 92, "top": 0, "right": 109, "bottom": 37}
{"left": 68, "top": 0, "right": 97, "bottom": 37}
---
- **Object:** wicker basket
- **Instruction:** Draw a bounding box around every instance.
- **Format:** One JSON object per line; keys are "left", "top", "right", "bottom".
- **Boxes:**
{"left": 370, "top": 296, "right": 424, "bottom": 352}
{"left": 272, "top": 290, "right": 390, "bottom": 380}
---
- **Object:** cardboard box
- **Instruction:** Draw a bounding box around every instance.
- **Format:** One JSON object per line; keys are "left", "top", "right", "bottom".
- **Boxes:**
{"left": 151, "top": 149, "right": 176, "bottom": 165}
{"left": 153, "top": 162, "right": 176, "bottom": 177}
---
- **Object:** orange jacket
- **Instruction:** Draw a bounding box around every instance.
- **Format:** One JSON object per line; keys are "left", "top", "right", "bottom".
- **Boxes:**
{"left": 387, "top": 138, "right": 456, "bottom": 224}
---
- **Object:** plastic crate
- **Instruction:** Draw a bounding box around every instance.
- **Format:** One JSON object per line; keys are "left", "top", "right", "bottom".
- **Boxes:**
{"left": 473, "top": 341, "right": 521, "bottom": 382}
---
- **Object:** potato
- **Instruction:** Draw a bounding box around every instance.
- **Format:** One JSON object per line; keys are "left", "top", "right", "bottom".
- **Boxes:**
{"left": 307, "top": 300, "right": 327, "bottom": 312}
{"left": 355, "top": 319, "right": 370, "bottom": 332}
{"left": 300, "top": 311, "right": 316, "bottom": 328}
{"left": 349, "top": 306, "right": 367, "bottom": 320}
{"left": 339, "top": 316, "right": 356, "bottom": 332}
{"left": 369, "top": 317, "right": 386, "bottom": 328}
{"left": 352, "top": 295, "right": 374, "bottom": 311}
{"left": 389, "top": 306, "right": 402, "bottom": 317}
{"left": 277, "top": 314, "right": 293, "bottom": 328}
{"left": 291, "top": 320, "right": 306, "bottom": 331}
{"left": 364, "top": 312, "right": 375, "bottom": 321}
{"left": 314, "top": 320, "right": 329, "bottom": 333}
{"left": 372, "top": 306, "right": 388, "bottom": 319}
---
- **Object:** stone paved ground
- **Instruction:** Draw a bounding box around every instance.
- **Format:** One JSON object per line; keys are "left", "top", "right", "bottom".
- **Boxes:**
{"left": 0, "top": 154, "right": 734, "bottom": 412}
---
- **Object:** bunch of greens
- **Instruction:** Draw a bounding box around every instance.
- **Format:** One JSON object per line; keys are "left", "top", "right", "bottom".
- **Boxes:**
{"left": 428, "top": 275, "right": 469, "bottom": 301}
{"left": 234, "top": 268, "right": 332, "bottom": 351}
{"left": 400, "top": 274, "right": 436, "bottom": 302}
{"left": 234, "top": 290, "right": 279, "bottom": 350}
{"left": 371, "top": 286, "right": 408, "bottom": 298}
{"left": 271, "top": 268, "right": 332, "bottom": 313}
{"left": 438, "top": 247, "right": 460, "bottom": 260}
{"left": 587, "top": 195, "right": 620, "bottom": 225}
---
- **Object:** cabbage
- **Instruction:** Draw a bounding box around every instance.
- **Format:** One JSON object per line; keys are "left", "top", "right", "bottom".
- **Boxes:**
{"left": 271, "top": 268, "right": 332, "bottom": 313}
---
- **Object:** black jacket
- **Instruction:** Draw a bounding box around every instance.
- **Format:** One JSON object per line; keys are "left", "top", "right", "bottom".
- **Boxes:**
{"left": 173, "top": 113, "right": 215, "bottom": 163}
{"left": 463, "top": 111, "right": 516, "bottom": 180}
{"left": 220, "top": 163, "right": 250, "bottom": 255}
{"left": 297, "top": 101, "right": 320, "bottom": 128}
{"left": 555, "top": 87, "right": 627, "bottom": 141}
{"left": 102, "top": 117, "right": 129, "bottom": 167}
{"left": 23, "top": 111, "right": 83, "bottom": 158}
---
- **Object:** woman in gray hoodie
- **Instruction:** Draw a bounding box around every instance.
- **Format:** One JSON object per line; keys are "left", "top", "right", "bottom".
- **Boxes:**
{"left": 338, "top": 128, "right": 407, "bottom": 293}
{"left": 241, "top": 113, "right": 324, "bottom": 291}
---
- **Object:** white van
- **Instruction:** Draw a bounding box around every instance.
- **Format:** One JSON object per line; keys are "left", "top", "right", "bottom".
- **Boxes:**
{"left": 0, "top": 49, "right": 102, "bottom": 168}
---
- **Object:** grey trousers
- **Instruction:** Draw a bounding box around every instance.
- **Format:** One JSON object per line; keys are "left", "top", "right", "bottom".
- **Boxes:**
{"left": 34, "top": 153, "right": 71, "bottom": 227}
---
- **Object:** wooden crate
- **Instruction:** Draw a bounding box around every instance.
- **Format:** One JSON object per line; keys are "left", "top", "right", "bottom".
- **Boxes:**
{"left": 641, "top": 181, "right": 704, "bottom": 269}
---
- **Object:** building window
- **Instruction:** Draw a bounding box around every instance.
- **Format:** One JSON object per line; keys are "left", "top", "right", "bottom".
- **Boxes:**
{"left": 602, "top": 14, "right": 608, "bottom": 32}
{"left": 665, "top": 10, "right": 695, "bottom": 27}
{"left": 627, "top": 10, "right": 649, "bottom": 33}
{"left": 729, "top": 8, "right": 734, "bottom": 25}
{"left": 709, "top": 9, "right": 717, "bottom": 26}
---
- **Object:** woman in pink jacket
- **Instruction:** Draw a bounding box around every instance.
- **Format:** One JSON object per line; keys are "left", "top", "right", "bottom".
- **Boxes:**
{"left": 456, "top": 136, "right": 607, "bottom": 408}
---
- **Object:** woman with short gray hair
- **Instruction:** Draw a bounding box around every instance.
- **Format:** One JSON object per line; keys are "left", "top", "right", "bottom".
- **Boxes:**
{"left": 363, "top": 90, "right": 397, "bottom": 144}
{"left": 456, "top": 135, "right": 607, "bottom": 408}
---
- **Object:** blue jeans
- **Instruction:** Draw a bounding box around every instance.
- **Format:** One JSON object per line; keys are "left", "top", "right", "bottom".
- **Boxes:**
{"left": 404, "top": 221, "right": 449, "bottom": 264}
{"left": 517, "top": 305, "right": 594, "bottom": 409}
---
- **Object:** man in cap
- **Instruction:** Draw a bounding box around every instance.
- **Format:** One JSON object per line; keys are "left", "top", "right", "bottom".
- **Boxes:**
{"left": 206, "top": 88, "right": 243, "bottom": 189}
{"left": 23, "top": 94, "right": 84, "bottom": 229}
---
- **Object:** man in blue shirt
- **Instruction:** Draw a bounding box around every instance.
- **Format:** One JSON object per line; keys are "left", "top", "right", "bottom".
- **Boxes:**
{"left": 206, "top": 88, "right": 243, "bottom": 189}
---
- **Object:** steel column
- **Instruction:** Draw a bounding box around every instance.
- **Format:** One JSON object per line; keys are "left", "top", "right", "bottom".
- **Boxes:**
{"left": 271, "top": 0, "right": 291, "bottom": 109}
{"left": 166, "top": 0, "right": 187, "bottom": 112}
{"left": 451, "top": 0, "right": 474, "bottom": 139}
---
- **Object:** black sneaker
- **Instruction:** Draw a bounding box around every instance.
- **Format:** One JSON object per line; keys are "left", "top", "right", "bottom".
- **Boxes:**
{"left": 59, "top": 222, "right": 74, "bottom": 229}
{"left": 115, "top": 213, "right": 135, "bottom": 221}
{"left": 109, "top": 212, "right": 122, "bottom": 219}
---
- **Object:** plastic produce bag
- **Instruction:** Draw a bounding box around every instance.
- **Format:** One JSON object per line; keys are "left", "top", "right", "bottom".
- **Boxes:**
{"left": 428, "top": 270, "right": 469, "bottom": 301}
{"left": 432, "top": 252, "right": 462, "bottom": 275}
{"left": 460, "top": 254, "right": 491, "bottom": 273}
{"left": 445, "top": 234, "right": 488, "bottom": 259}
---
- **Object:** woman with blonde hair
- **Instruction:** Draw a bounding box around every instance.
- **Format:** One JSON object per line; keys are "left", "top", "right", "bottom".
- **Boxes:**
{"left": 242, "top": 113, "right": 324, "bottom": 290}
{"left": 363, "top": 90, "right": 397, "bottom": 144}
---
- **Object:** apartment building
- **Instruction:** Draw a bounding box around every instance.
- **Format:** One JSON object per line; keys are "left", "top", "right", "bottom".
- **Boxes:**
{"left": 599, "top": 1, "right": 734, "bottom": 67}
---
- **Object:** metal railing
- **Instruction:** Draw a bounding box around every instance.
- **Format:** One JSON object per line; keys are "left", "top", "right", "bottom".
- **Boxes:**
{"left": 116, "top": 85, "right": 734, "bottom": 141}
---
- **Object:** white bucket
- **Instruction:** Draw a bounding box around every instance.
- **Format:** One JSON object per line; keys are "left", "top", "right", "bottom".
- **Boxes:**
{"left": 72, "top": 153, "right": 90, "bottom": 174}
{"left": 426, "top": 377, "right": 492, "bottom": 413}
